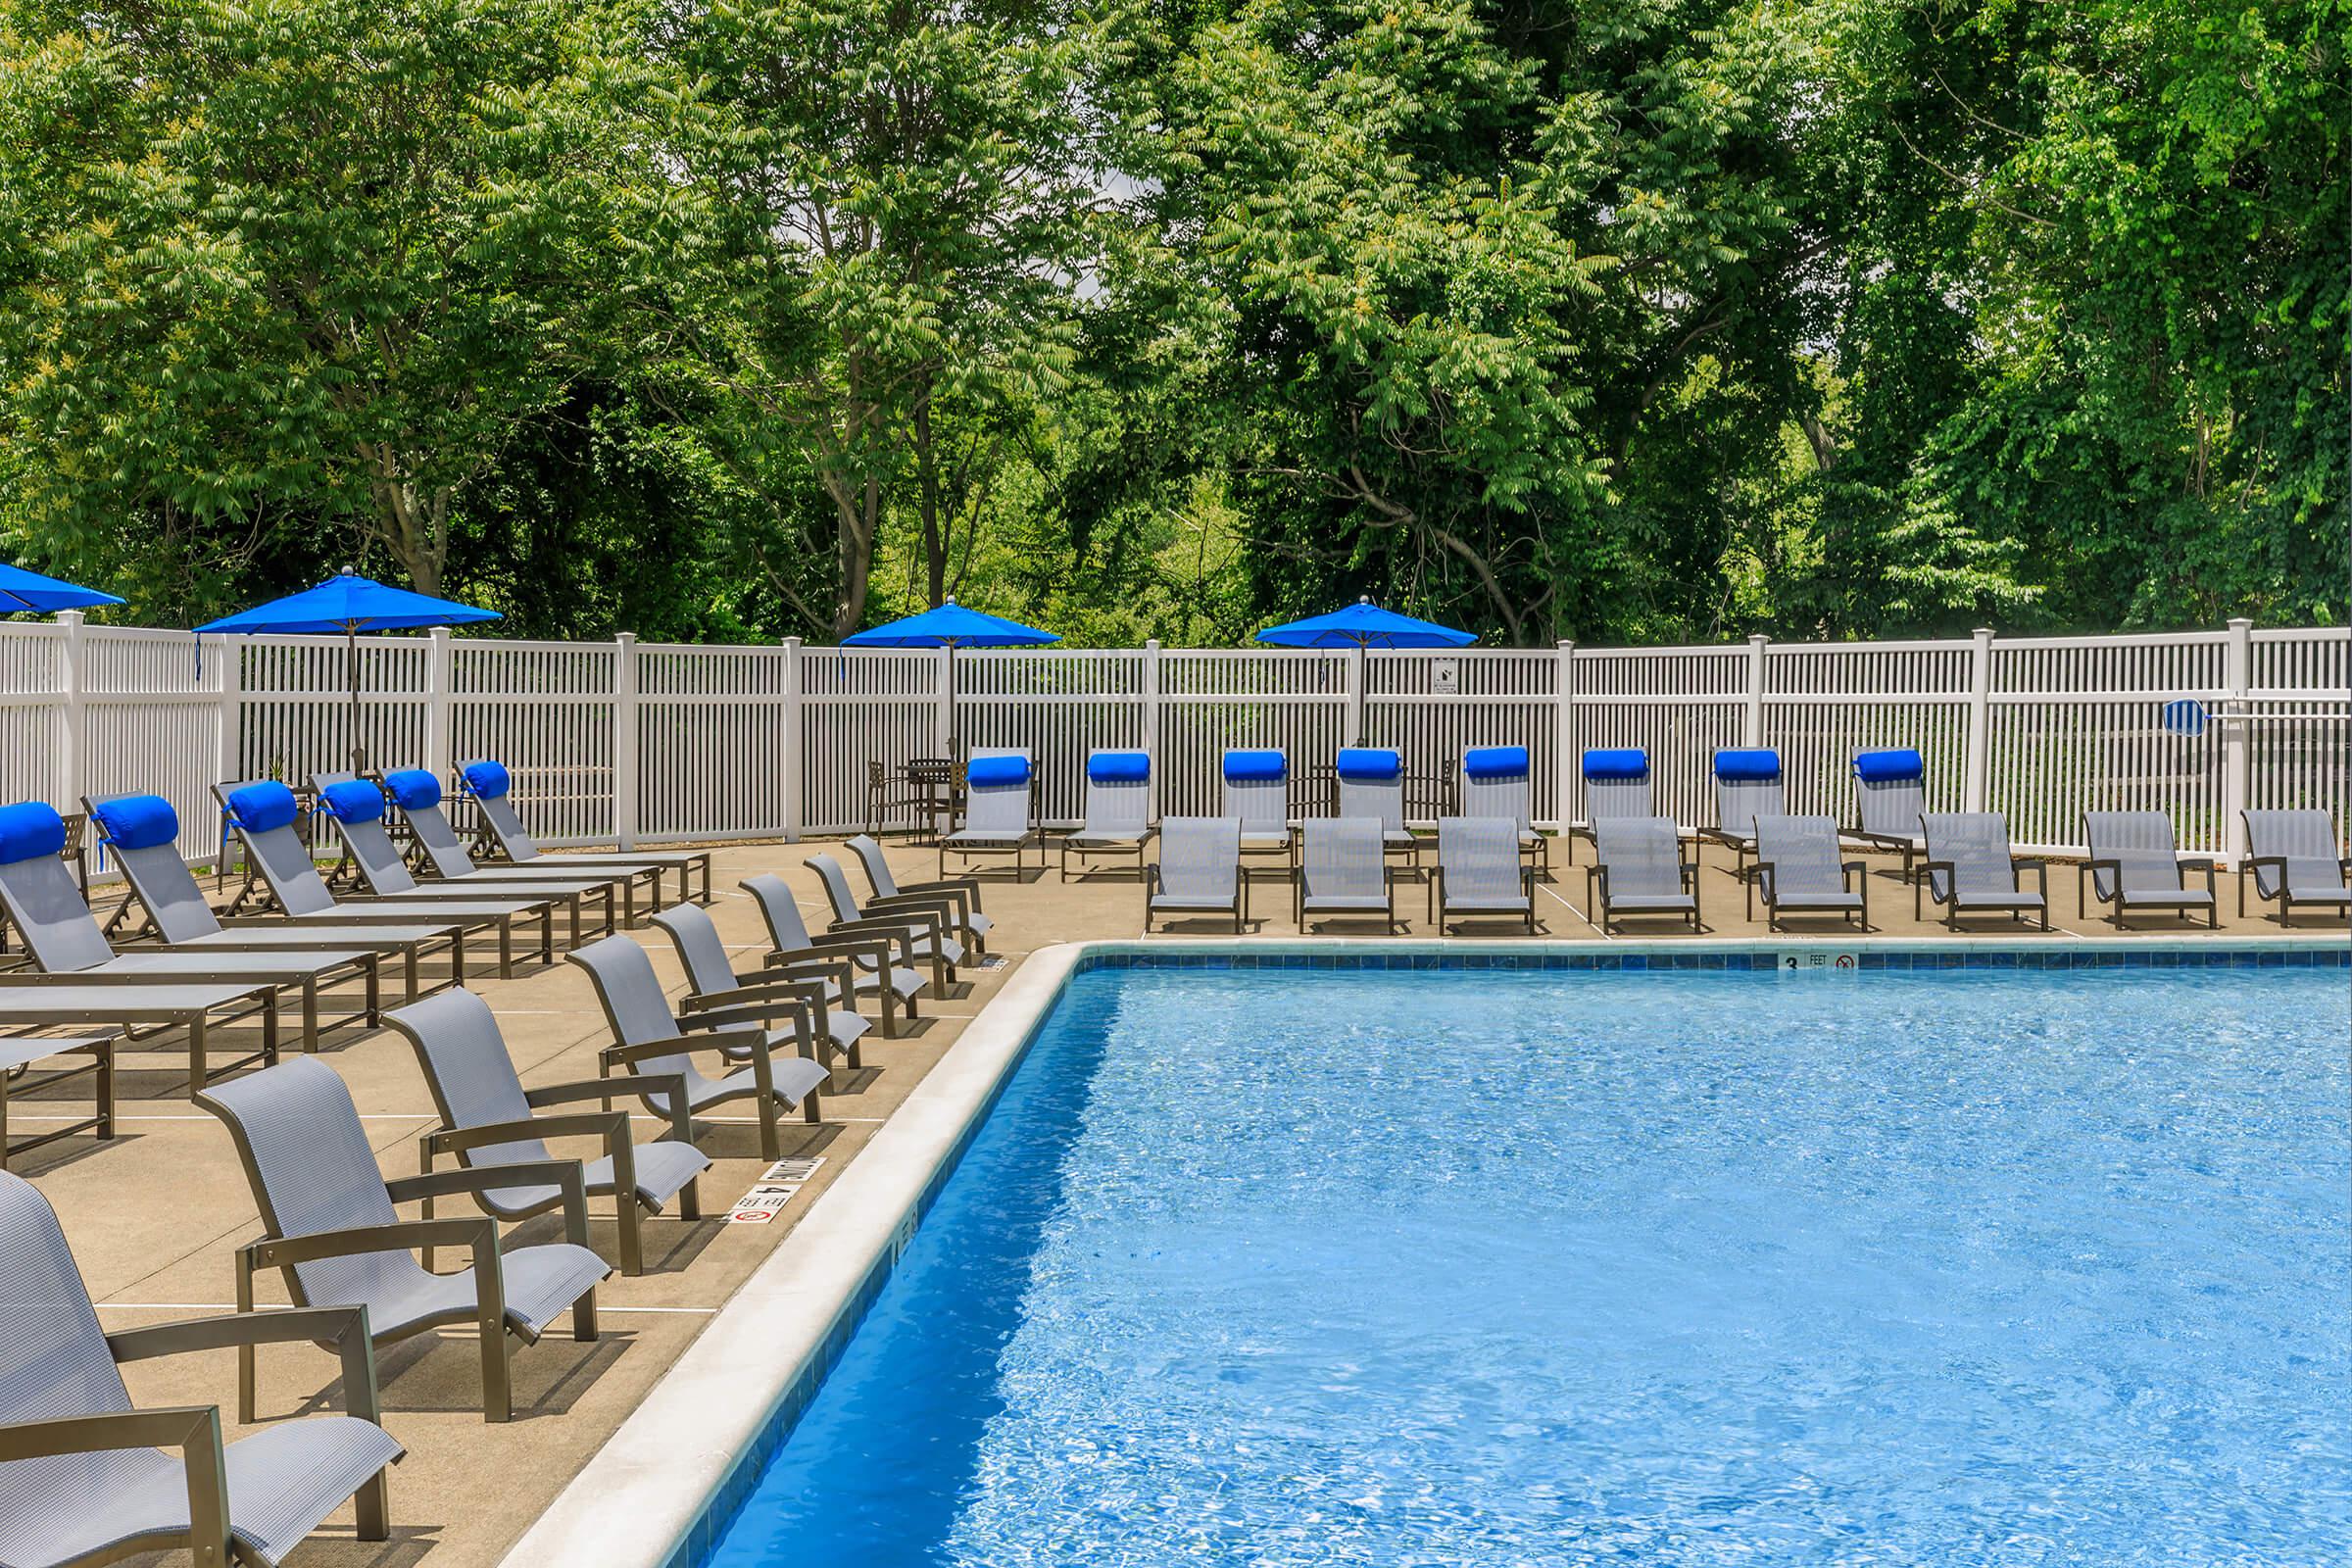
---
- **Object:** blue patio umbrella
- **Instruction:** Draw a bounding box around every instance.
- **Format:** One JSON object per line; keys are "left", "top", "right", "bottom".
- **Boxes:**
{"left": 1257, "top": 596, "right": 1475, "bottom": 742}
{"left": 196, "top": 567, "right": 501, "bottom": 768}
{"left": 0, "top": 562, "right": 125, "bottom": 614}
{"left": 844, "top": 598, "right": 1059, "bottom": 754}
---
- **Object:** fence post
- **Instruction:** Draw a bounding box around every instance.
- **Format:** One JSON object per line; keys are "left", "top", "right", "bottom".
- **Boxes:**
{"left": 1963, "top": 626, "right": 1994, "bottom": 814}
{"left": 422, "top": 626, "right": 453, "bottom": 784}
{"left": 2221, "top": 616, "right": 2253, "bottom": 867}
{"left": 781, "top": 636, "right": 804, "bottom": 843}
{"left": 211, "top": 634, "right": 241, "bottom": 862}
{"left": 1142, "top": 640, "right": 1162, "bottom": 824}
{"left": 1742, "top": 634, "right": 1768, "bottom": 747}
{"left": 612, "top": 633, "right": 639, "bottom": 852}
{"left": 1554, "top": 640, "right": 1576, "bottom": 829}
{"left": 55, "top": 612, "right": 85, "bottom": 818}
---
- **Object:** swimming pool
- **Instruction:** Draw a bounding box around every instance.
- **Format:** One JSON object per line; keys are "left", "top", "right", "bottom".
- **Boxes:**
{"left": 706, "top": 960, "right": 2350, "bottom": 1566}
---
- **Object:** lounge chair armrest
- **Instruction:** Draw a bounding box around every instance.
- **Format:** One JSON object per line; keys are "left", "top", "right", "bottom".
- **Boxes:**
{"left": 774, "top": 934, "right": 899, "bottom": 973}
{"left": 858, "top": 891, "right": 960, "bottom": 921}
{"left": 107, "top": 1307, "right": 383, "bottom": 1424}
{"left": 526, "top": 1073, "right": 695, "bottom": 1142}
{"left": 244, "top": 1215, "right": 496, "bottom": 1272}
{"left": 676, "top": 997, "right": 809, "bottom": 1034}
{"left": 680, "top": 976, "right": 829, "bottom": 1015}
{"left": 0, "top": 1405, "right": 228, "bottom": 1467}
{"left": 388, "top": 1159, "right": 592, "bottom": 1247}
{"left": 423, "top": 1111, "right": 625, "bottom": 1159}
{"left": 894, "top": 874, "right": 985, "bottom": 912}
{"left": 603, "top": 1026, "right": 765, "bottom": 1067}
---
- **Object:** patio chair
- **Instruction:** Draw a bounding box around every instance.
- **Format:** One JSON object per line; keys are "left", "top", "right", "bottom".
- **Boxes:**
{"left": 566, "top": 934, "right": 831, "bottom": 1160}
{"left": 2081, "top": 811, "right": 2219, "bottom": 929}
{"left": 313, "top": 775, "right": 617, "bottom": 947}
{"left": 0, "top": 1170, "right": 402, "bottom": 1568}
{"left": 1850, "top": 749, "right": 1929, "bottom": 879}
{"left": 938, "top": 748, "right": 1042, "bottom": 879}
{"left": 1457, "top": 746, "right": 1547, "bottom": 878}
{"left": 1059, "top": 749, "right": 1154, "bottom": 880}
{"left": 1294, "top": 817, "right": 1396, "bottom": 931}
{"left": 849, "top": 830, "right": 992, "bottom": 953}
{"left": 1750, "top": 814, "right": 1869, "bottom": 932}
{"left": 1, "top": 1034, "right": 115, "bottom": 1170}
{"left": 457, "top": 759, "right": 713, "bottom": 904}
{"left": 1430, "top": 816, "right": 1537, "bottom": 934}
{"left": 215, "top": 779, "right": 553, "bottom": 978}
{"left": 1145, "top": 816, "right": 1247, "bottom": 933}
{"left": 384, "top": 988, "right": 710, "bottom": 1278}
{"left": 1220, "top": 750, "right": 1295, "bottom": 865}
{"left": 0, "top": 800, "right": 381, "bottom": 1053}
{"left": 2239, "top": 809, "right": 2352, "bottom": 923}
{"left": 197, "top": 1056, "right": 610, "bottom": 1424}
{"left": 1334, "top": 748, "right": 1418, "bottom": 863}
{"left": 1917, "top": 813, "right": 2050, "bottom": 930}
{"left": 1705, "top": 749, "right": 1785, "bottom": 879}
{"left": 806, "top": 854, "right": 966, "bottom": 976}
{"left": 1586, "top": 816, "right": 1700, "bottom": 935}
{"left": 1573, "top": 749, "right": 1653, "bottom": 863}
{"left": 87, "top": 791, "right": 468, "bottom": 998}
{"left": 741, "top": 871, "right": 936, "bottom": 1014}
{"left": 654, "top": 901, "right": 869, "bottom": 1062}
{"left": 362, "top": 768, "right": 651, "bottom": 924}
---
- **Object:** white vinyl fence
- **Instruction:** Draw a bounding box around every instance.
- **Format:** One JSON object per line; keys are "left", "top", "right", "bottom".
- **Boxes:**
{"left": 1, "top": 615, "right": 2342, "bottom": 870}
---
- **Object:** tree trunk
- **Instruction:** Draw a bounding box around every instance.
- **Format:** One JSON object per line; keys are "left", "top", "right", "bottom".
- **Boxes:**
{"left": 913, "top": 395, "right": 947, "bottom": 607}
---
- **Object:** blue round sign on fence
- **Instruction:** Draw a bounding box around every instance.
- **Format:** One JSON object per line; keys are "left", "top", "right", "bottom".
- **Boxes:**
{"left": 2162, "top": 698, "right": 2207, "bottom": 738}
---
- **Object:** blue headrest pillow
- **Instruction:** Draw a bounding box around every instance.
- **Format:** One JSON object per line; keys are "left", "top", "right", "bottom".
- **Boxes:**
{"left": 225, "top": 781, "right": 299, "bottom": 835}
{"left": 90, "top": 794, "right": 179, "bottom": 853}
{"left": 1087, "top": 751, "right": 1150, "bottom": 785}
{"left": 1463, "top": 746, "right": 1528, "bottom": 781}
{"left": 1223, "top": 750, "right": 1286, "bottom": 783}
{"left": 462, "top": 760, "right": 511, "bottom": 800}
{"left": 1583, "top": 748, "right": 1648, "bottom": 781}
{"left": 318, "top": 779, "right": 387, "bottom": 824}
{"left": 1714, "top": 749, "right": 1782, "bottom": 783}
{"left": 1335, "top": 748, "right": 1401, "bottom": 783}
{"left": 966, "top": 755, "right": 1031, "bottom": 789}
{"left": 0, "top": 801, "right": 67, "bottom": 864}
{"left": 384, "top": 769, "right": 441, "bottom": 811}
{"left": 1853, "top": 748, "right": 1925, "bottom": 784}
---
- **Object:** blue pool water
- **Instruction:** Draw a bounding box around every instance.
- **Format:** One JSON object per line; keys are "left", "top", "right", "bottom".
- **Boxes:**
{"left": 707, "top": 965, "right": 2351, "bottom": 1567}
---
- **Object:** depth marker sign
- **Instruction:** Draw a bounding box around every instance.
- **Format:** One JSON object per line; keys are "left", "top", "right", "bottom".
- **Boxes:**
{"left": 724, "top": 1155, "right": 830, "bottom": 1225}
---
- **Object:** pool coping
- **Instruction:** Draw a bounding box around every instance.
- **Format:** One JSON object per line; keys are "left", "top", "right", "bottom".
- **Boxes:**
{"left": 498, "top": 931, "right": 2348, "bottom": 1568}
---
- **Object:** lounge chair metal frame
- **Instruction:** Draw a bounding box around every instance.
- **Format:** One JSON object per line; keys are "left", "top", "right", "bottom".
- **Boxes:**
{"left": 0, "top": 984, "right": 278, "bottom": 1100}
{"left": 0, "top": 1034, "right": 115, "bottom": 1170}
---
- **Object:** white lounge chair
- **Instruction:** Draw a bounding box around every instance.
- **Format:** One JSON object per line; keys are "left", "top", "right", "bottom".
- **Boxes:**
{"left": 0, "top": 1170, "right": 402, "bottom": 1568}
{"left": 1145, "top": 816, "right": 1246, "bottom": 932}
{"left": 1059, "top": 749, "right": 1153, "bottom": 879}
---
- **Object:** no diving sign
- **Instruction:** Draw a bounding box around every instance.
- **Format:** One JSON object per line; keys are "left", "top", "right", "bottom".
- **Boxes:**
{"left": 1781, "top": 951, "right": 1857, "bottom": 972}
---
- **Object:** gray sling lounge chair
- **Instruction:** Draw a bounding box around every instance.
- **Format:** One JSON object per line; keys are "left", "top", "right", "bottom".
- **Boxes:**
{"left": 741, "top": 871, "right": 936, "bottom": 1010}
{"left": 654, "top": 901, "right": 869, "bottom": 1060}
{"left": 216, "top": 779, "right": 552, "bottom": 977}
{"left": 0, "top": 801, "right": 379, "bottom": 1053}
{"left": 1587, "top": 816, "right": 1701, "bottom": 934}
{"left": 2239, "top": 809, "right": 2352, "bottom": 923}
{"left": 1750, "top": 814, "right": 1870, "bottom": 931}
{"left": 566, "top": 934, "right": 831, "bottom": 1160}
{"left": 0, "top": 1171, "right": 402, "bottom": 1568}
{"left": 313, "top": 774, "right": 617, "bottom": 945}
{"left": 1457, "top": 746, "right": 1547, "bottom": 877}
{"left": 1573, "top": 749, "right": 1653, "bottom": 864}
{"left": 1145, "top": 816, "right": 1247, "bottom": 933}
{"left": 198, "top": 1056, "right": 609, "bottom": 1424}
{"left": 0, "top": 984, "right": 277, "bottom": 1100}
{"left": 850, "top": 830, "right": 992, "bottom": 953}
{"left": 385, "top": 988, "right": 710, "bottom": 1278}
{"left": 2081, "top": 811, "right": 2219, "bottom": 929}
{"left": 1220, "top": 750, "right": 1295, "bottom": 866}
{"left": 1431, "top": 816, "right": 1538, "bottom": 933}
{"left": 1705, "top": 750, "right": 1785, "bottom": 880}
{"left": 1333, "top": 749, "right": 1418, "bottom": 863}
{"left": 1059, "top": 750, "right": 1153, "bottom": 879}
{"left": 1918, "top": 813, "right": 2049, "bottom": 930}
{"left": 370, "top": 768, "right": 657, "bottom": 922}
{"left": 87, "top": 791, "right": 468, "bottom": 997}
{"left": 459, "top": 759, "right": 714, "bottom": 904}
{"left": 807, "top": 853, "right": 966, "bottom": 975}
{"left": 1295, "top": 817, "right": 1396, "bottom": 931}
{"left": 0, "top": 1035, "right": 114, "bottom": 1170}
{"left": 1850, "top": 749, "right": 1930, "bottom": 878}
{"left": 936, "top": 748, "right": 1041, "bottom": 880}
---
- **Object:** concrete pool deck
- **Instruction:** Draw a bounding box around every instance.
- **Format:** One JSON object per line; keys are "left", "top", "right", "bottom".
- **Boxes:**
{"left": 6, "top": 833, "right": 2340, "bottom": 1568}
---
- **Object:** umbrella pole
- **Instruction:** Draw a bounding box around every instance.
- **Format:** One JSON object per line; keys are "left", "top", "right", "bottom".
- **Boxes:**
{"left": 348, "top": 625, "right": 363, "bottom": 773}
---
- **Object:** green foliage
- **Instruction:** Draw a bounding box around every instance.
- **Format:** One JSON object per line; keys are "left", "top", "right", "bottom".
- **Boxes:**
{"left": 0, "top": 0, "right": 2341, "bottom": 641}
